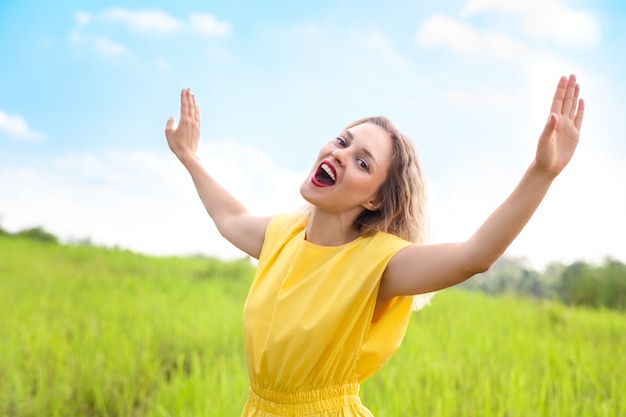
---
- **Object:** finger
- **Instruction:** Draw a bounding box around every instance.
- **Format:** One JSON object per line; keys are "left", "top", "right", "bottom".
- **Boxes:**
{"left": 574, "top": 98, "right": 585, "bottom": 130}
{"left": 190, "top": 91, "right": 199, "bottom": 123}
{"left": 569, "top": 83, "right": 580, "bottom": 120}
{"left": 539, "top": 113, "right": 558, "bottom": 146}
{"left": 550, "top": 76, "right": 568, "bottom": 115}
{"left": 181, "top": 88, "right": 191, "bottom": 119}
{"left": 165, "top": 117, "right": 175, "bottom": 133}
{"left": 561, "top": 74, "right": 577, "bottom": 116}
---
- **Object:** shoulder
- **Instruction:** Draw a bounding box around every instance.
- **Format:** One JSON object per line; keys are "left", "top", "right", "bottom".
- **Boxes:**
{"left": 258, "top": 212, "right": 307, "bottom": 257}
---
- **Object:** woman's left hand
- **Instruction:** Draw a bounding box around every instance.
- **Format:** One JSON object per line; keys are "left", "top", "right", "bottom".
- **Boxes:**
{"left": 535, "top": 74, "right": 585, "bottom": 178}
{"left": 165, "top": 88, "right": 200, "bottom": 162}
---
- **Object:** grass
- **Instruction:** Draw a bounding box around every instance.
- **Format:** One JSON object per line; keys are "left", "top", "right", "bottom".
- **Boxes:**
{"left": 362, "top": 291, "right": 625, "bottom": 416}
{"left": 1, "top": 236, "right": 624, "bottom": 416}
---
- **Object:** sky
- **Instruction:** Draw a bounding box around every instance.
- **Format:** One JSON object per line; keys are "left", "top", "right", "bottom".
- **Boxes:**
{"left": 1, "top": 0, "right": 625, "bottom": 269}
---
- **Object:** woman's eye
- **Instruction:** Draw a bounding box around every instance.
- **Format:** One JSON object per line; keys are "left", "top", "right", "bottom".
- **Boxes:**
{"left": 336, "top": 137, "right": 347, "bottom": 147}
{"left": 358, "top": 159, "right": 369, "bottom": 171}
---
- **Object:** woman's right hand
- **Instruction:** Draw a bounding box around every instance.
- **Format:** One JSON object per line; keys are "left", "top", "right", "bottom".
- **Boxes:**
{"left": 165, "top": 88, "right": 200, "bottom": 161}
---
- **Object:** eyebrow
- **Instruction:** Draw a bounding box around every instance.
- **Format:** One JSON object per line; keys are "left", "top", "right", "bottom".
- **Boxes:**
{"left": 342, "top": 129, "right": 378, "bottom": 167}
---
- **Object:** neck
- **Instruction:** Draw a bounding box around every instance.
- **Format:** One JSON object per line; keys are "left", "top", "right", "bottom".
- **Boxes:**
{"left": 305, "top": 208, "right": 361, "bottom": 246}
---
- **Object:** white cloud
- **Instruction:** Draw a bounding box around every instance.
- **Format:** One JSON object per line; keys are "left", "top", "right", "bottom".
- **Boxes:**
{"left": 523, "top": 145, "right": 626, "bottom": 267}
{"left": 69, "top": 30, "right": 127, "bottom": 58}
{"left": 427, "top": 66, "right": 626, "bottom": 269}
{"left": 69, "top": 8, "right": 231, "bottom": 60}
{"left": 416, "top": 13, "right": 530, "bottom": 62}
{"left": 0, "top": 142, "right": 305, "bottom": 260}
{"left": 461, "top": 0, "right": 600, "bottom": 46}
{"left": 93, "top": 36, "right": 127, "bottom": 57}
{"left": 428, "top": 143, "right": 626, "bottom": 269}
{"left": 101, "top": 8, "right": 185, "bottom": 34}
{"left": 75, "top": 8, "right": 231, "bottom": 38}
{"left": 197, "top": 140, "right": 307, "bottom": 216}
{"left": 416, "top": 0, "right": 600, "bottom": 68}
{"left": 2, "top": 127, "right": 622, "bottom": 269}
{"left": 0, "top": 109, "right": 45, "bottom": 140}
{"left": 189, "top": 12, "right": 231, "bottom": 37}
{"left": 415, "top": 6, "right": 585, "bottom": 122}
{"left": 75, "top": 11, "right": 92, "bottom": 26}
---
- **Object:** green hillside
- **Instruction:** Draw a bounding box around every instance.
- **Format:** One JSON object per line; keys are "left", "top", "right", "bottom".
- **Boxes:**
{"left": 1, "top": 236, "right": 624, "bottom": 416}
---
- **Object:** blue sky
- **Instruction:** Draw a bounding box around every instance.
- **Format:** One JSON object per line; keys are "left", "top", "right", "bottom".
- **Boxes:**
{"left": 1, "top": 0, "right": 625, "bottom": 268}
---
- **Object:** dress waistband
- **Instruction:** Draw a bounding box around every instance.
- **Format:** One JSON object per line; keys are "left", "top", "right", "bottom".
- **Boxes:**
{"left": 248, "top": 383, "right": 362, "bottom": 415}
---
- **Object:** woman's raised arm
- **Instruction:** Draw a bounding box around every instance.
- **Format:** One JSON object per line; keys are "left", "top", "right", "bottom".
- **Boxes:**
{"left": 165, "top": 88, "right": 271, "bottom": 259}
{"left": 379, "top": 75, "right": 585, "bottom": 299}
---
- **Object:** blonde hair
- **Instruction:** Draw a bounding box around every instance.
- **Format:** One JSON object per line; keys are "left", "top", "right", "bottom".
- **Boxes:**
{"left": 344, "top": 116, "right": 428, "bottom": 245}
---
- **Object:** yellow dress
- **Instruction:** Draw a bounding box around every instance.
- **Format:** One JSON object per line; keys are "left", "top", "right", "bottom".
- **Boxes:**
{"left": 242, "top": 213, "right": 413, "bottom": 416}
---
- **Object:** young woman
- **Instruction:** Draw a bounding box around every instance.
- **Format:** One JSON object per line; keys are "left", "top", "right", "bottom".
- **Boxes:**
{"left": 165, "top": 74, "right": 584, "bottom": 416}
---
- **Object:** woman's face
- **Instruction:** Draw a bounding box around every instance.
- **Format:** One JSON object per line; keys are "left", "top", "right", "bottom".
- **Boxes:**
{"left": 300, "top": 122, "right": 392, "bottom": 217}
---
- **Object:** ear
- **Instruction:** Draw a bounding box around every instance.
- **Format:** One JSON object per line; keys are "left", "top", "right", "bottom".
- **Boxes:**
{"left": 363, "top": 198, "right": 382, "bottom": 212}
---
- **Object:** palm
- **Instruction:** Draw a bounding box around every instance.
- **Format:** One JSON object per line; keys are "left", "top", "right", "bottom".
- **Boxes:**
{"left": 165, "top": 88, "right": 200, "bottom": 158}
{"left": 536, "top": 75, "right": 585, "bottom": 177}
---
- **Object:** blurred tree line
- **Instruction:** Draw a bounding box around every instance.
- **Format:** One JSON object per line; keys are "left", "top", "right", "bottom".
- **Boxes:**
{"left": 2, "top": 221, "right": 624, "bottom": 311}
{"left": 0, "top": 225, "right": 59, "bottom": 243}
{"left": 461, "top": 256, "right": 626, "bottom": 311}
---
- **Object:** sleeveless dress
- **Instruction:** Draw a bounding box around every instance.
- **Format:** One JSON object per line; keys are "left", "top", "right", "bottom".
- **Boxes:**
{"left": 241, "top": 213, "right": 414, "bottom": 416}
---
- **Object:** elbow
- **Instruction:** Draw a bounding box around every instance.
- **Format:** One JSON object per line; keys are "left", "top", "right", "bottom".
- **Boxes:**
{"left": 470, "top": 260, "right": 492, "bottom": 275}
{"left": 464, "top": 249, "right": 498, "bottom": 275}
{"left": 462, "top": 240, "right": 500, "bottom": 275}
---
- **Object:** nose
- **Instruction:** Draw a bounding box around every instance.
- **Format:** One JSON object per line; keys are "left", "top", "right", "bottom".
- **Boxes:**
{"left": 331, "top": 149, "right": 346, "bottom": 166}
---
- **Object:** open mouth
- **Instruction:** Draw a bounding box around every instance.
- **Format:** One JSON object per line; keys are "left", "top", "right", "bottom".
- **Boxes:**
{"left": 312, "top": 161, "right": 336, "bottom": 187}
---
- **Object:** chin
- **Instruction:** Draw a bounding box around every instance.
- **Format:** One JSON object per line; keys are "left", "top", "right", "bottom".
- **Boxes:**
{"left": 300, "top": 180, "right": 330, "bottom": 209}
{"left": 299, "top": 181, "right": 314, "bottom": 204}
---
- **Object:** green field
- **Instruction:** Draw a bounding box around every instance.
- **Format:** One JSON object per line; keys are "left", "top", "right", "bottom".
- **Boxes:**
{"left": 1, "top": 236, "right": 624, "bottom": 416}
